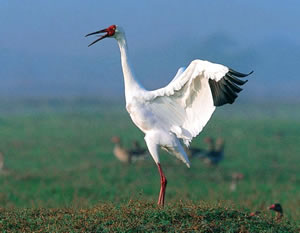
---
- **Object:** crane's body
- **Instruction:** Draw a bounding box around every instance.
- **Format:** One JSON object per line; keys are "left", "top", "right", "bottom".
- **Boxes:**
{"left": 86, "top": 25, "right": 252, "bottom": 206}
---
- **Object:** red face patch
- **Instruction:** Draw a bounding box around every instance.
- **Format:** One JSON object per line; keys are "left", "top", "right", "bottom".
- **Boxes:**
{"left": 107, "top": 25, "right": 116, "bottom": 36}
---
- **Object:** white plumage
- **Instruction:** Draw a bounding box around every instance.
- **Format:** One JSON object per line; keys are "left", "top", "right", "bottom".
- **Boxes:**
{"left": 86, "top": 25, "right": 252, "bottom": 206}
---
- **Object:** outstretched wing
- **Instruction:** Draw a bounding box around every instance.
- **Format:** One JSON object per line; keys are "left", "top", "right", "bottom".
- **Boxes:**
{"left": 143, "top": 59, "right": 252, "bottom": 146}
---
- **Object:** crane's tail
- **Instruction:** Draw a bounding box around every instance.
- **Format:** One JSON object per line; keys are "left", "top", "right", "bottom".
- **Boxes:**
{"left": 164, "top": 143, "right": 190, "bottom": 168}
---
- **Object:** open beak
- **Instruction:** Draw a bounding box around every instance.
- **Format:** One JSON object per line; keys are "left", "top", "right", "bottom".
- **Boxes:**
{"left": 85, "top": 28, "right": 108, "bottom": 47}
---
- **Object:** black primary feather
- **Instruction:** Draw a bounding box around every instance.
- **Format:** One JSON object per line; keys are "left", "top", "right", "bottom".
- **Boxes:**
{"left": 209, "top": 69, "right": 253, "bottom": 107}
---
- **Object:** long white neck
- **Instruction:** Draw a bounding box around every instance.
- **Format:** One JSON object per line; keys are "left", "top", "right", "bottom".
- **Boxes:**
{"left": 116, "top": 35, "right": 144, "bottom": 104}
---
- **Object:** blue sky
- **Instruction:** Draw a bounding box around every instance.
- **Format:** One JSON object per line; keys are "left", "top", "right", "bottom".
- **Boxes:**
{"left": 0, "top": 1, "right": 300, "bottom": 99}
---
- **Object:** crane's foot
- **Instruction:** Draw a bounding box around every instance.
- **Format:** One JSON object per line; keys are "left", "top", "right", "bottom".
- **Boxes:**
{"left": 157, "top": 163, "right": 167, "bottom": 207}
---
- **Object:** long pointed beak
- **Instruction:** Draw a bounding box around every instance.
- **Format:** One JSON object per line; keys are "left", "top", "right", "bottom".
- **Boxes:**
{"left": 85, "top": 29, "right": 108, "bottom": 47}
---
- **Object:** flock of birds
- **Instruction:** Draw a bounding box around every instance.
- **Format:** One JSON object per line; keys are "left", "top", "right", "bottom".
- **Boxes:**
{"left": 111, "top": 135, "right": 225, "bottom": 166}
{"left": 0, "top": 151, "right": 284, "bottom": 219}
{"left": 86, "top": 24, "right": 253, "bottom": 206}
{"left": 109, "top": 136, "right": 285, "bottom": 220}
{"left": 110, "top": 134, "right": 285, "bottom": 220}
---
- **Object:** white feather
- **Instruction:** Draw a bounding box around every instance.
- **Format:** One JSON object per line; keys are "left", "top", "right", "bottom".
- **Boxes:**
{"left": 143, "top": 60, "right": 228, "bottom": 146}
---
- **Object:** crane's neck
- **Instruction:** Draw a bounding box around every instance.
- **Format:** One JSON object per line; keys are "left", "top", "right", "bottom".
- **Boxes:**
{"left": 116, "top": 35, "right": 144, "bottom": 104}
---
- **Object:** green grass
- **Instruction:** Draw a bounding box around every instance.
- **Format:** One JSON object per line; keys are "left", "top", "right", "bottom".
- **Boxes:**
{"left": 0, "top": 201, "right": 297, "bottom": 232}
{"left": 0, "top": 98, "right": 299, "bottom": 231}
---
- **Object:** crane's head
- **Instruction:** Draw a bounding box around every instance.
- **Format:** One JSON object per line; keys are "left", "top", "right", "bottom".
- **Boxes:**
{"left": 85, "top": 25, "right": 119, "bottom": 47}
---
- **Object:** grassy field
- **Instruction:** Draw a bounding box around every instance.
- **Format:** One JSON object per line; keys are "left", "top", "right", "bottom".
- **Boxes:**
{"left": 0, "top": 201, "right": 297, "bottom": 232}
{"left": 0, "top": 98, "right": 299, "bottom": 231}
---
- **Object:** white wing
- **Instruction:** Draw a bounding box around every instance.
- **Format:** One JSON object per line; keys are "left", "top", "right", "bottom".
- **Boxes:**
{"left": 143, "top": 59, "right": 251, "bottom": 146}
{"left": 170, "top": 67, "right": 186, "bottom": 83}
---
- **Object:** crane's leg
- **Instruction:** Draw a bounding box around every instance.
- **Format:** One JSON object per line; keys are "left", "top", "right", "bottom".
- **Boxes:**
{"left": 144, "top": 133, "right": 168, "bottom": 207}
{"left": 157, "top": 163, "right": 167, "bottom": 206}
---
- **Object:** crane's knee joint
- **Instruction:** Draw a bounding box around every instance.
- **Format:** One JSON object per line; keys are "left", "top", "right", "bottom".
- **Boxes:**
{"left": 161, "top": 177, "right": 167, "bottom": 186}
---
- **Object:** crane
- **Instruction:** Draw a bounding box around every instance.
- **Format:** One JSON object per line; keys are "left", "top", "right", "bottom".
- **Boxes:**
{"left": 86, "top": 25, "right": 253, "bottom": 207}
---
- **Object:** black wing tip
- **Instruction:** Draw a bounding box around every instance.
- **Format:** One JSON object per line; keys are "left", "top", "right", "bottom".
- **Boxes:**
{"left": 229, "top": 68, "right": 254, "bottom": 77}
{"left": 226, "top": 73, "right": 248, "bottom": 85}
{"left": 209, "top": 69, "right": 252, "bottom": 107}
{"left": 209, "top": 68, "right": 253, "bottom": 107}
{"left": 247, "top": 70, "right": 254, "bottom": 76}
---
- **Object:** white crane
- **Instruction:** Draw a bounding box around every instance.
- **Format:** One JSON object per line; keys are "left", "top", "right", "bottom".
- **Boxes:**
{"left": 86, "top": 25, "right": 252, "bottom": 206}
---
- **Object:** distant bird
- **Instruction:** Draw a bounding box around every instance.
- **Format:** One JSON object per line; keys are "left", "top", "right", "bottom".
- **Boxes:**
{"left": 111, "top": 136, "right": 148, "bottom": 164}
{"left": 0, "top": 152, "right": 4, "bottom": 171}
{"left": 111, "top": 136, "right": 131, "bottom": 163}
{"left": 86, "top": 25, "right": 252, "bottom": 206}
{"left": 184, "top": 146, "right": 205, "bottom": 159}
{"left": 130, "top": 140, "right": 149, "bottom": 162}
{"left": 184, "top": 144, "right": 206, "bottom": 159}
{"left": 249, "top": 211, "right": 261, "bottom": 218}
{"left": 269, "top": 203, "right": 283, "bottom": 220}
{"left": 203, "top": 137, "right": 225, "bottom": 165}
{"left": 0, "top": 152, "right": 10, "bottom": 176}
{"left": 184, "top": 137, "right": 215, "bottom": 159}
{"left": 185, "top": 137, "right": 224, "bottom": 163}
{"left": 229, "top": 172, "right": 244, "bottom": 192}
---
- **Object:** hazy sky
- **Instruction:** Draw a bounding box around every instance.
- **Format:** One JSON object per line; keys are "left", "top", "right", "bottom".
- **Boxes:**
{"left": 1, "top": 1, "right": 300, "bottom": 99}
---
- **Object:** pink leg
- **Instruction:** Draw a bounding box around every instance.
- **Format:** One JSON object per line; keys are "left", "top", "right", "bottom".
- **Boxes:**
{"left": 157, "top": 163, "right": 167, "bottom": 207}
